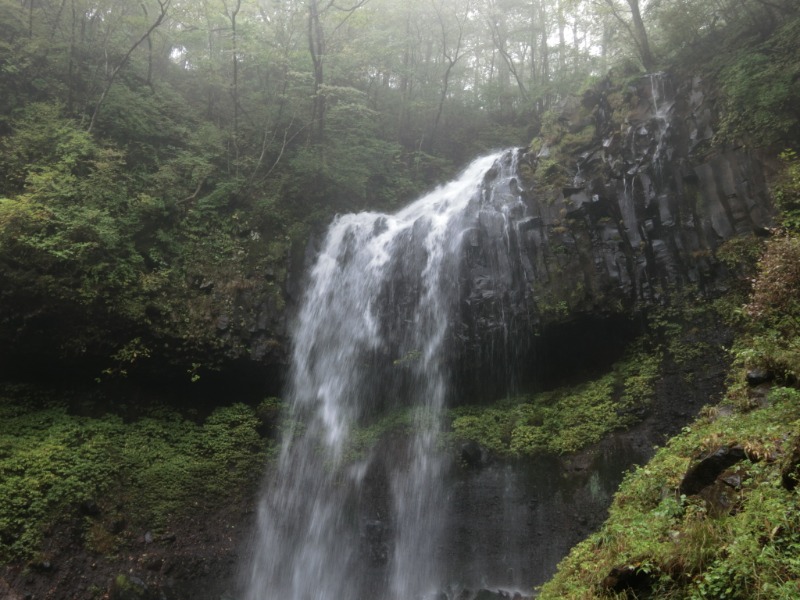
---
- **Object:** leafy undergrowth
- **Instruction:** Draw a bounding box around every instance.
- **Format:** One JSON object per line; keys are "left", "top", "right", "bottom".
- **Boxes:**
{"left": 0, "top": 385, "right": 272, "bottom": 562}
{"left": 733, "top": 233, "right": 800, "bottom": 385}
{"left": 449, "top": 344, "right": 662, "bottom": 456}
{"left": 537, "top": 385, "right": 800, "bottom": 599}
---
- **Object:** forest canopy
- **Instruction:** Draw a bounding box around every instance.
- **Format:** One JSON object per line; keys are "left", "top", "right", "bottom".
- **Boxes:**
{"left": 0, "top": 0, "right": 797, "bottom": 381}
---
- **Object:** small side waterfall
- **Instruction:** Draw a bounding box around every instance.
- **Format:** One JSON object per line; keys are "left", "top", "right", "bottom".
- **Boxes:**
{"left": 243, "top": 152, "right": 522, "bottom": 600}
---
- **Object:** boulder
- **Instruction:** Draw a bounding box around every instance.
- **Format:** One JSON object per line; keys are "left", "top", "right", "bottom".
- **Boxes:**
{"left": 781, "top": 437, "right": 800, "bottom": 491}
{"left": 602, "top": 564, "right": 654, "bottom": 595}
{"left": 679, "top": 446, "right": 747, "bottom": 496}
{"left": 110, "top": 574, "right": 155, "bottom": 600}
{"left": 746, "top": 368, "right": 773, "bottom": 386}
{"left": 460, "top": 441, "right": 490, "bottom": 468}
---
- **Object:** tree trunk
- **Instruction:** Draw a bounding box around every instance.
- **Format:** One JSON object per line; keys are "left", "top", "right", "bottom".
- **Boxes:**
{"left": 67, "top": 0, "right": 76, "bottom": 112}
{"left": 308, "top": 0, "right": 325, "bottom": 142}
{"left": 224, "top": 0, "right": 243, "bottom": 173}
{"left": 539, "top": 2, "right": 549, "bottom": 90}
{"left": 625, "top": 0, "right": 655, "bottom": 71}
{"left": 398, "top": 12, "right": 412, "bottom": 143}
{"left": 557, "top": 0, "right": 566, "bottom": 73}
{"left": 87, "top": 0, "right": 171, "bottom": 133}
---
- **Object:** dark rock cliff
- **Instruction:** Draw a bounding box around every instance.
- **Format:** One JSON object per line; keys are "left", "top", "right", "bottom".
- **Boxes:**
{"left": 451, "top": 71, "right": 776, "bottom": 397}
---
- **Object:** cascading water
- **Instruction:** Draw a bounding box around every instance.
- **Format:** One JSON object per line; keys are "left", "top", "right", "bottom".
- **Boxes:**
{"left": 648, "top": 72, "right": 675, "bottom": 182}
{"left": 242, "top": 151, "right": 523, "bottom": 600}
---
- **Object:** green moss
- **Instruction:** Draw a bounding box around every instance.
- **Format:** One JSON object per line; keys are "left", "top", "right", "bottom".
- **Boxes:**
{"left": 0, "top": 385, "right": 270, "bottom": 561}
{"left": 559, "top": 125, "right": 596, "bottom": 154}
{"left": 536, "top": 158, "right": 570, "bottom": 190}
{"left": 449, "top": 345, "right": 662, "bottom": 457}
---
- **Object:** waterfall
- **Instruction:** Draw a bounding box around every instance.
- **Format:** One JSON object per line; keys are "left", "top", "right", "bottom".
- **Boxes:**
{"left": 242, "top": 151, "right": 522, "bottom": 600}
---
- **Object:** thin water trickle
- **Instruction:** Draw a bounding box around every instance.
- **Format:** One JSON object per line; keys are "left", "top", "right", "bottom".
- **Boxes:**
{"left": 648, "top": 72, "right": 675, "bottom": 181}
{"left": 242, "top": 151, "right": 521, "bottom": 600}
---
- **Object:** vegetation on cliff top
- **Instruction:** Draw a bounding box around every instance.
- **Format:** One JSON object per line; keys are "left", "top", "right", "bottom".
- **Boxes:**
{"left": 1, "top": 0, "right": 796, "bottom": 382}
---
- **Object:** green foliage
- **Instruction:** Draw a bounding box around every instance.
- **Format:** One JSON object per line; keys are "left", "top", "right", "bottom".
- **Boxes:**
{"left": 773, "top": 149, "right": 800, "bottom": 232}
{"left": 449, "top": 345, "right": 662, "bottom": 457}
{"left": 0, "top": 97, "right": 287, "bottom": 376}
{"left": 648, "top": 0, "right": 717, "bottom": 60}
{"left": 715, "top": 18, "right": 800, "bottom": 147}
{"left": 0, "top": 385, "right": 269, "bottom": 561}
{"left": 93, "top": 82, "right": 194, "bottom": 167}
{"left": 393, "top": 349, "right": 422, "bottom": 366}
{"left": 0, "top": 102, "right": 95, "bottom": 195}
{"left": 733, "top": 234, "right": 800, "bottom": 380}
{"left": 539, "top": 199, "right": 800, "bottom": 598}
{"left": 123, "top": 403, "right": 265, "bottom": 527}
{"left": 715, "top": 234, "right": 764, "bottom": 280}
{"left": 0, "top": 393, "right": 120, "bottom": 560}
{"left": 0, "top": 110, "right": 145, "bottom": 314}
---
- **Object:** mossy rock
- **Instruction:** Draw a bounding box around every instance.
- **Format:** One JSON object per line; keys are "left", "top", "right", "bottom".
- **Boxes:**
{"left": 110, "top": 574, "right": 154, "bottom": 600}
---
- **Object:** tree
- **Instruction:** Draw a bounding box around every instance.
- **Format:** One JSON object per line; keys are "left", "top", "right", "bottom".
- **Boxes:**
{"left": 87, "top": 0, "right": 172, "bottom": 132}
{"left": 599, "top": 0, "right": 655, "bottom": 70}
{"left": 221, "top": 0, "right": 242, "bottom": 171}
{"left": 429, "top": 0, "right": 472, "bottom": 151}
{"left": 482, "top": 0, "right": 530, "bottom": 107}
{"left": 306, "top": 0, "right": 370, "bottom": 142}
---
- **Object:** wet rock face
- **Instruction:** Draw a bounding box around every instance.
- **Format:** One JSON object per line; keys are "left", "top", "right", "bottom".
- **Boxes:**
{"left": 449, "top": 72, "right": 775, "bottom": 395}
{"left": 527, "top": 72, "right": 774, "bottom": 301}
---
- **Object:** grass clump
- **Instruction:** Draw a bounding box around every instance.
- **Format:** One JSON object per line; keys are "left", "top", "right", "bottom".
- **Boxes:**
{"left": 343, "top": 408, "right": 414, "bottom": 462}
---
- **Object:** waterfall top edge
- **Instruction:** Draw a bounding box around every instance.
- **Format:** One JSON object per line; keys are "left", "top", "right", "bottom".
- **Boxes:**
{"left": 331, "top": 149, "right": 513, "bottom": 225}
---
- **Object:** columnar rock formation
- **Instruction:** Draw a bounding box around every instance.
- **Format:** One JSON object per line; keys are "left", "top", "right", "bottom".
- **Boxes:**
{"left": 449, "top": 72, "right": 774, "bottom": 395}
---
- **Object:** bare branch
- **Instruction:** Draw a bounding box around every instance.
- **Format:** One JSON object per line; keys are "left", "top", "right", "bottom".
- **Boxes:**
{"left": 87, "top": 0, "right": 172, "bottom": 133}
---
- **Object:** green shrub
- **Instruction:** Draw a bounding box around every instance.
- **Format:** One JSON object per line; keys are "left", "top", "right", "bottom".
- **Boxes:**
{"left": 714, "top": 19, "right": 800, "bottom": 146}
{"left": 736, "top": 235, "right": 800, "bottom": 380}
{"left": 773, "top": 149, "right": 800, "bottom": 232}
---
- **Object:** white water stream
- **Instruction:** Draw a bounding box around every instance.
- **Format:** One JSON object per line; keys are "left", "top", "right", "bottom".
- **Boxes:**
{"left": 243, "top": 152, "right": 521, "bottom": 600}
